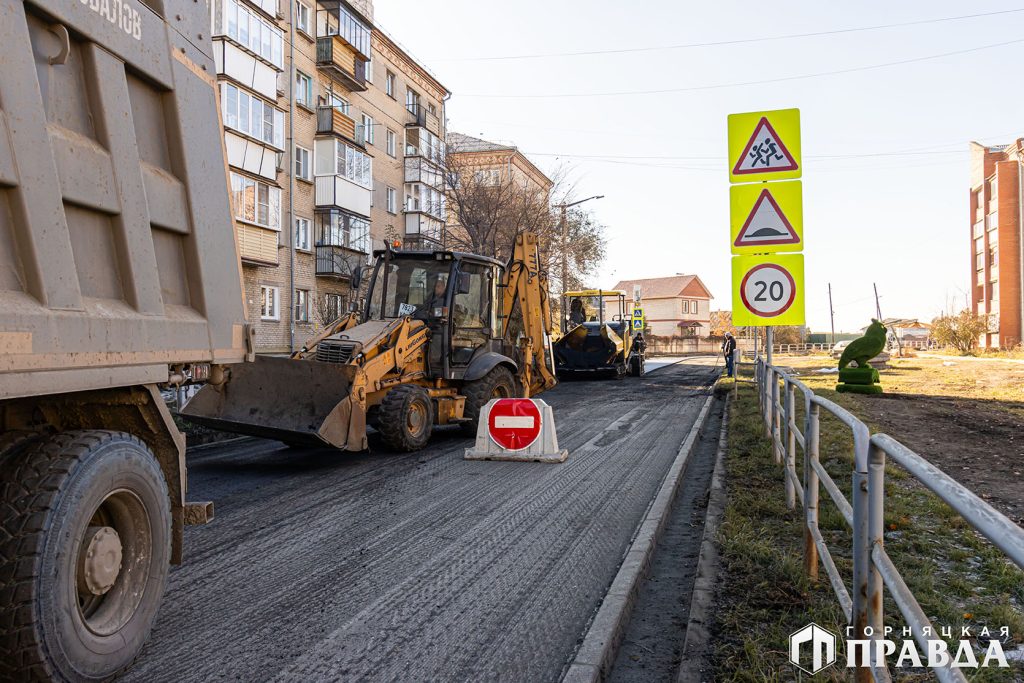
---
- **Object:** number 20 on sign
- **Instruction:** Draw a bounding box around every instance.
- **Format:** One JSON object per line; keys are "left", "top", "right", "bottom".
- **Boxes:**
{"left": 731, "top": 253, "right": 805, "bottom": 327}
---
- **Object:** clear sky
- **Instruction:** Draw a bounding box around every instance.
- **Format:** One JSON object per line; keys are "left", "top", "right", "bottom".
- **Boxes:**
{"left": 375, "top": 0, "right": 1024, "bottom": 332}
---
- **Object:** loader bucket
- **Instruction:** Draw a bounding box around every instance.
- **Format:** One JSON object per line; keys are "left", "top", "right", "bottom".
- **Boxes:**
{"left": 181, "top": 356, "right": 367, "bottom": 451}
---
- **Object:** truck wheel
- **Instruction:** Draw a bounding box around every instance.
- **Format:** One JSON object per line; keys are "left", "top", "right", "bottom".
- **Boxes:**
{"left": 630, "top": 355, "right": 645, "bottom": 377}
{"left": 460, "top": 366, "right": 517, "bottom": 435}
{"left": 377, "top": 385, "right": 434, "bottom": 452}
{"left": 0, "top": 431, "right": 171, "bottom": 682}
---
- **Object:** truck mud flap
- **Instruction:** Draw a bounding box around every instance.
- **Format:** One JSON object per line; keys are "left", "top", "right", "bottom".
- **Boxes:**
{"left": 181, "top": 356, "right": 366, "bottom": 450}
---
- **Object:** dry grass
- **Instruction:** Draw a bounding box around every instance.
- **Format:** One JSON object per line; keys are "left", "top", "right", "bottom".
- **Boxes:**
{"left": 711, "top": 360, "right": 1024, "bottom": 681}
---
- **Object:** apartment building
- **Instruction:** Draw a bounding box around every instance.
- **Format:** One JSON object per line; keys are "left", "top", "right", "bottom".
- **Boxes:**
{"left": 969, "top": 141, "right": 1023, "bottom": 349}
{"left": 212, "top": 0, "right": 448, "bottom": 353}
{"left": 447, "top": 132, "right": 553, "bottom": 196}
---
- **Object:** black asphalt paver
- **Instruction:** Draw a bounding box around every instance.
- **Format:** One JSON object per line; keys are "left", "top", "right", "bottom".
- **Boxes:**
{"left": 124, "top": 362, "right": 718, "bottom": 682}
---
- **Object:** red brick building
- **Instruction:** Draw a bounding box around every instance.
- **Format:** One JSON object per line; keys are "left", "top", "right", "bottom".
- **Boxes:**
{"left": 969, "top": 141, "right": 1023, "bottom": 349}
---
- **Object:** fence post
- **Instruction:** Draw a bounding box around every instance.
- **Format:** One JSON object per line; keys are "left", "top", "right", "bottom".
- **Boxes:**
{"left": 784, "top": 380, "right": 796, "bottom": 509}
{"left": 850, "top": 422, "right": 873, "bottom": 682}
{"left": 771, "top": 373, "right": 782, "bottom": 464}
{"left": 866, "top": 440, "right": 886, "bottom": 671}
{"left": 733, "top": 348, "right": 740, "bottom": 398}
{"left": 803, "top": 400, "right": 819, "bottom": 581}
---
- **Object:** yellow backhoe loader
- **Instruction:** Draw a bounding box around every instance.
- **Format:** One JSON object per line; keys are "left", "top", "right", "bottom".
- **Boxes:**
{"left": 183, "top": 233, "right": 556, "bottom": 452}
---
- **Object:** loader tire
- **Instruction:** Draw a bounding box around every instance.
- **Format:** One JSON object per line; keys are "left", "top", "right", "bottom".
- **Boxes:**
{"left": 377, "top": 386, "right": 434, "bottom": 452}
{"left": 460, "top": 366, "right": 517, "bottom": 436}
{"left": 0, "top": 431, "right": 171, "bottom": 682}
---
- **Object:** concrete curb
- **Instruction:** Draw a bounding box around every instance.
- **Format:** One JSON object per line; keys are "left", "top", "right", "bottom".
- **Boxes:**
{"left": 561, "top": 390, "right": 717, "bottom": 683}
{"left": 676, "top": 396, "right": 730, "bottom": 683}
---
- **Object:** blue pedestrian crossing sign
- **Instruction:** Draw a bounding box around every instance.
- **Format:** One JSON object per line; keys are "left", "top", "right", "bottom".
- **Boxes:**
{"left": 631, "top": 306, "right": 645, "bottom": 330}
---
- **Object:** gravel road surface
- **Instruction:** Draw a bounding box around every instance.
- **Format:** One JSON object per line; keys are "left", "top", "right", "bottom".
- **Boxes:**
{"left": 124, "top": 361, "right": 718, "bottom": 682}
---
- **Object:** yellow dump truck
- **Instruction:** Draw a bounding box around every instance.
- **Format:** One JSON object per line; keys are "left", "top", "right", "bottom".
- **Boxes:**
{"left": 0, "top": 2, "right": 250, "bottom": 679}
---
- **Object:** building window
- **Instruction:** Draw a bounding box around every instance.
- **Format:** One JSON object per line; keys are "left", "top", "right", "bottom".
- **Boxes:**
{"left": 385, "top": 70, "right": 395, "bottom": 98}
{"left": 386, "top": 187, "right": 397, "bottom": 214}
{"left": 329, "top": 92, "right": 350, "bottom": 114}
{"left": 406, "top": 88, "right": 419, "bottom": 113}
{"left": 221, "top": 84, "right": 284, "bottom": 149}
{"left": 386, "top": 129, "right": 396, "bottom": 157}
{"left": 230, "top": 172, "right": 281, "bottom": 231}
{"left": 295, "top": 146, "right": 311, "bottom": 181}
{"left": 691, "top": 300, "right": 698, "bottom": 314}
{"left": 428, "top": 103, "right": 436, "bottom": 116}
{"left": 361, "top": 114, "right": 374, "bottom": 144}
{"left": 976, "top": 253, "right": 985, "bottom": 271}
{"left": 295, "top": 1, "right": 311, "bottom": 36}
{"left": 214, "top": 0, "right": 284, "bottom": 68}
{"left": 364, "top": 59, "right": 373, "bottom": 84}
{"left": 404, "top": 183, "right": 446, "bottom": 220}
{"left": 296, "top": 71, "right": 313, "bottom": 108}
{"left": 472, "top": 169, "right": 500, "bottom": 186}
{"left": 313, "top": 138, "right": 372, "bottom": 189}
{"left": 681, "top": 300, "right": 689, "bottom": 314}
{"left": 260, "top": 285, "right": 280, "bottom": 320}
{"left": 324, "top": 293, "right": 347, "bottom": 322}
{"left": 295, "top": 217, "right": 311, "bottom": 250}
{"left": 294, "top": 289, "right": 310, "bottom": 322}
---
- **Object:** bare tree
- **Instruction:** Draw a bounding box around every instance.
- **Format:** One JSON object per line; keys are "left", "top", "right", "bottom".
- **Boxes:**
{"left": 442, "top": 138, "right": 607, "bottom": 321}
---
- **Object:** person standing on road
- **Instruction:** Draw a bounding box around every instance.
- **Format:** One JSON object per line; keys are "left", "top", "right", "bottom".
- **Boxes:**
{"left": 722, "top": 332, "right": 737, "bottom": 377}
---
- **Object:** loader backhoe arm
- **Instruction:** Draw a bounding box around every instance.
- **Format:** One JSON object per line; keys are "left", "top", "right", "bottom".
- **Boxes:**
{"left": 501, "top": 233, "right": 557, "bottom": 397}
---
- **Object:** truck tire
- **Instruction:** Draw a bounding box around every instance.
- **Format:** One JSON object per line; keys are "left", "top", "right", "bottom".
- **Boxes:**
{"left": 460, "top": 366, "right": 517, "bottom": 435}
{"left": 630, "top": 354, "right": 645, "bottom": 377}
{"left": 377, "top": 385, "right": 434, "bottom": 452}
{"left": 0, "top": 431, "right": 171, "bottom": 682}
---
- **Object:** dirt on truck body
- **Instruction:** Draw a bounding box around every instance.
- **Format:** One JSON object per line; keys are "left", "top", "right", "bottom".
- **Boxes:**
{"left": 0, "top": 1, "right": 249, "bottom": 680}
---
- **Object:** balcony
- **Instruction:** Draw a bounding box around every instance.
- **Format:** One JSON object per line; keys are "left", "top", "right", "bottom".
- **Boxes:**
{"left": 315, "top": 175, "right": 372, "bottom": 216}
{"left": 236, "top": 223, "right": 279, "bottom": 267}
{"left": 405, "top": 104, "right": 440, "bottom": 136}
{"left": 316, "top": 106, "right": 365, "bottom": 146}
{"left": 404, "top": 156, "right": 443, "bottom": 188}
{"left": 315, "top": 244, "right": 364, "bottom": 278}
{"left": 404, "top": 213, "right": 445, "bottom": 245}
{"left": 316, "top": 35, "right": 367, "bottom": 91}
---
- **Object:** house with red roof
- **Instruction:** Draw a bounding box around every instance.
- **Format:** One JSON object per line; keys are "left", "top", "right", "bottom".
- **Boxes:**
{"left": 612, "top": 275, "right": 714, "bottom": 337}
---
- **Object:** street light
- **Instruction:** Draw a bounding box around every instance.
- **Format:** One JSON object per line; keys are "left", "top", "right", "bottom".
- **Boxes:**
{"left": 555, "top": 195, "right": 604, "bottom": 309}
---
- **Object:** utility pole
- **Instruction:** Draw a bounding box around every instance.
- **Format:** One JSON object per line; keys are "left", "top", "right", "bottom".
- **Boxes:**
{"left": 828, "top": 282, "right": 836, "bottom": 346}
{"left": 554, "top": 195, "right": 604, "bottom": 326}
{"left": 873, "top": 282, "right": 882, "bottom": 320}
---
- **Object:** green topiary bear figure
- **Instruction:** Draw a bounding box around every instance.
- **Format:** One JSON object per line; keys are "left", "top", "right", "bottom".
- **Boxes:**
{"left": 839, "top": 319, "right": 887, "bottom": 370}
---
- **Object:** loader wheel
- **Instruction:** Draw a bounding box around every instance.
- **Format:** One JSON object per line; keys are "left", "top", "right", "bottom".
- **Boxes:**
{"left": 377, "top": 386, "right": 434, "bottom": 452}
{"left": 630, "top": 355, "right": 645, "bottom": 377}
{"left": 460, "top": 366, "right": 517, "bottom": 436}
{"left": 0, "top": 431, "right": 171, "bottom": 682}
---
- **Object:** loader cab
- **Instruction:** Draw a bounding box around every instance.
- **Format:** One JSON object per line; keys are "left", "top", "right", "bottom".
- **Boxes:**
{"left": 364, "top": 248, "right": 507, "bottom": 380}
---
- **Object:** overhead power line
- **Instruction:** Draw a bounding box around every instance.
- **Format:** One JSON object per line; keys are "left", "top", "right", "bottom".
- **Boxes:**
{"left": 458, "top": 37, "right": 1024, "bottom": 98}
{"left": 434, "top": 8, "right": 1024, "bottom": 62}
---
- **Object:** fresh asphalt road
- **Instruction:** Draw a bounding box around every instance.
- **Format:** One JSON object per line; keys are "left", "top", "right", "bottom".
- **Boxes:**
{"left": 124, "top": 360, "right": 720, "bottom": 682}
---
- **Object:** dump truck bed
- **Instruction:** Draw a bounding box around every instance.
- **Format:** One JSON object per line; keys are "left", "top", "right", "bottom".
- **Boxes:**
{"left": 0, "top": 0, "right": 248, "bottom": 399}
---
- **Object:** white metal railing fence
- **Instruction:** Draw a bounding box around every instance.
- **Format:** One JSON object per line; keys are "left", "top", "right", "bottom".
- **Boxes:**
{"left": 751, "top": 355, "right": 1024, "bottom": 682}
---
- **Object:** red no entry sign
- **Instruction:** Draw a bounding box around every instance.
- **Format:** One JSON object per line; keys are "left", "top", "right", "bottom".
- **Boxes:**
{"left": 488, "top": 399, "right": 542, "bottom": 451}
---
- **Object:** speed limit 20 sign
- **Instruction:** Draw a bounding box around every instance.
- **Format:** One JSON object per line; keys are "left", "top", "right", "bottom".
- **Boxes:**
{"left": 731, "top": 254, "right": 805, "bottom": 326}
